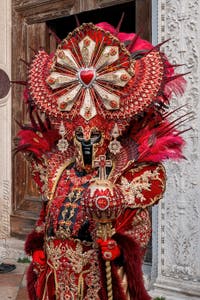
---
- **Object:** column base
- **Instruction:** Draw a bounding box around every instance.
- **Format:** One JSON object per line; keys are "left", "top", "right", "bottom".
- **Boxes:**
{"left": 150, "top": 277, "right": 200, "bottom": 300}
{"left": 0, "top": 237, "right": 25, "bottom": 262}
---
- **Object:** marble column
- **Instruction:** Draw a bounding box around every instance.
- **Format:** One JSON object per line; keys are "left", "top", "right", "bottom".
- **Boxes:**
{"left": 152, "top": 1, "right": 200, "bottom": 299}
{"left": 0, "top": 0, "right": 12, "bottom": 260}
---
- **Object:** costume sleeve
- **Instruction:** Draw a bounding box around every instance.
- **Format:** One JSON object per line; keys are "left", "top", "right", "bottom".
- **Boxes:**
{"left": 118, "top": 162, "right": 166, "bottom": 209}
{"left": 115, "top": 208, "right": 151, "bottom": 250}
{"left": 114, "top": 162, "right": 166, "bottom": 249}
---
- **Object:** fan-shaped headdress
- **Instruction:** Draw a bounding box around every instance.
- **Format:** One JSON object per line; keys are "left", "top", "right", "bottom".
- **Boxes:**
{"left": 28, "top": 23, "right": 179, "bottom": 124}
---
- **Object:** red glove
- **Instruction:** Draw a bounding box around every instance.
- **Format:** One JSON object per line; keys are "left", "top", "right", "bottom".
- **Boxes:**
{"left": 32, "top": 249, "right": 46, "bottom": 266}
{"left": 97, "top": 238, "right": 121, "bottom": 261}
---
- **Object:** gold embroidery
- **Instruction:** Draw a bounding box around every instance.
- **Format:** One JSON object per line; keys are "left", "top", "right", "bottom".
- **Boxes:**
{"left": 45, "top": 239, "right": 101, "bottom": 299}
{"left": 121, "top": 168, "right": 160, "bottom": 201}
{"left": 48, "top": 158, "right": 74, "bottom": 201}
{"left": 120, "top": 164, "right": 166, "bottom": 208}
{"left": 53, "top": 189, "right": 83, "bottom": 238}
{"left": 125, "top": 209, "right": 151, "bottom": 248}
{"left": 78, "top": 269, "right": 90, "bottom": 300}
{"left": 65, "top": 242, "right": 95, "bottom": 274}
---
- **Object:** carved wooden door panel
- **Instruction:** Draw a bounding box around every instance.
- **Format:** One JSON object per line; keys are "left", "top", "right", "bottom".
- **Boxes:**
{"left": 11, "top": 0, "right": 151, "bottom": 239}
{"left": 11, "top": 20, "right": 50, "bottom": 239}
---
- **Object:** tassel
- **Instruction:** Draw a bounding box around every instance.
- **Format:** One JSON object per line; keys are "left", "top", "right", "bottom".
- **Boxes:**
{"left": 57, "top": 121, "right": 69, "bottom": 152}
{"left": 108, "top": 123, "right": 122, "bottom": 155}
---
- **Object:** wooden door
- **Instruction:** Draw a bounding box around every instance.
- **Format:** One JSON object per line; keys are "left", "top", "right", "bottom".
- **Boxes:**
{"left": 11, "top": 0, "right": 152, "bottom": 239}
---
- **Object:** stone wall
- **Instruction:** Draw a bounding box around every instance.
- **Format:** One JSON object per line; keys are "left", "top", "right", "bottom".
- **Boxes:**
{"left": 151, "top": 1, "right": 200, "bottom": 299}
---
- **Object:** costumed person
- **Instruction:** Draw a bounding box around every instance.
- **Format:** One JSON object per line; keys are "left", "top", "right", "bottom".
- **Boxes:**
{"left": 15, "top": 21, "right": 188, "bottom": 300}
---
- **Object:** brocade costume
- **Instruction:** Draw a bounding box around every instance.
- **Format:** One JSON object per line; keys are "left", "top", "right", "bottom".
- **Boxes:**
{"left": 16, "top": 22, "right": 186, "bottom": 300}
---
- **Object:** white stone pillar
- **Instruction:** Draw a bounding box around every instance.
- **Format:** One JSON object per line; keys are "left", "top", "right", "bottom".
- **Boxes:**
{"left": 0, "top": 0, "right": 12, "bottom": 260}
{"left": 152, "top": 1, "right": 200, "bottom": 299}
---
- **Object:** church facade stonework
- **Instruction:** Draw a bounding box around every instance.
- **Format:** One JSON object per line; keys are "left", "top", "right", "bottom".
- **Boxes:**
{"left": 0, "top": 1, "right": 199, "bottom": 299}
{"left": 151, "top": 0, "right": 200, "bottom": 299}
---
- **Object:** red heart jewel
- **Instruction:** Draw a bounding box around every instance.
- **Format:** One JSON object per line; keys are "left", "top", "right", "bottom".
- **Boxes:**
{"left": 79, "top": 69, "right": 95, "bottom": 86}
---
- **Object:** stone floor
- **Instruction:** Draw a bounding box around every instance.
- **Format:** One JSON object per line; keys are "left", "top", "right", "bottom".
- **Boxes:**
{"left": 0, "top": 262, "right": 29, "bottom": 300}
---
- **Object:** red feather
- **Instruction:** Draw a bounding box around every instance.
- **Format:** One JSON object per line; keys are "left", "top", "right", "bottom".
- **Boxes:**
{"left": 114, "top": 233, "right": 151, "bottom": 300}
{"left": 25, "top": 230, "right": 44, "bottom": 255}
{"left": 16, "top": 110, "right": 59, "bottom": 158}
{"left": 132, "top": 118, "right": 186, "bottom": 163}
{"left": 138, "top": 134, "right": 185, "bottom": 162}
{"left": 17, "top": 128, "right": 59, "bottom": 157}
{"left": 96, "top": 22, "right": 153, "bottom": 52}
{"left": 164, "top": 75, "right": 187, "bottom": 98}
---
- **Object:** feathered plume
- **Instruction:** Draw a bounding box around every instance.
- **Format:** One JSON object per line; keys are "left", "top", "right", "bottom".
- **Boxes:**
{"left": 96, "top": 21, "right": 153, "bottom": 52}
{"left": 130, "top": 109, "right": 192, "bottom": 163}
{"left": 15, "top": 110, "right": 59, "bottom": 159}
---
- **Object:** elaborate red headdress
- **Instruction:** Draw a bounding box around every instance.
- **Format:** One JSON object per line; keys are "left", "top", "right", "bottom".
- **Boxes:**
{"left": 17, "top": 21, "right": 187, "bottom": 171}
{"left": 28, "top": 23, "right": 184, "bottom": 121}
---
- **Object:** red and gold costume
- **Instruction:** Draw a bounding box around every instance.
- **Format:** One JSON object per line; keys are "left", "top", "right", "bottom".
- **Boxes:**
{"left": 16, "top": 22, "right": 186, "bottom": 300}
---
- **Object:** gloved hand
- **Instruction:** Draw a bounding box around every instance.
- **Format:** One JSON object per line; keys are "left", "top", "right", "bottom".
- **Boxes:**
{"left": 32, "top": 249, "right": 46, "bottom": 266}
{"left": 97, "top": 238, "right": 121, "bottom": 261}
